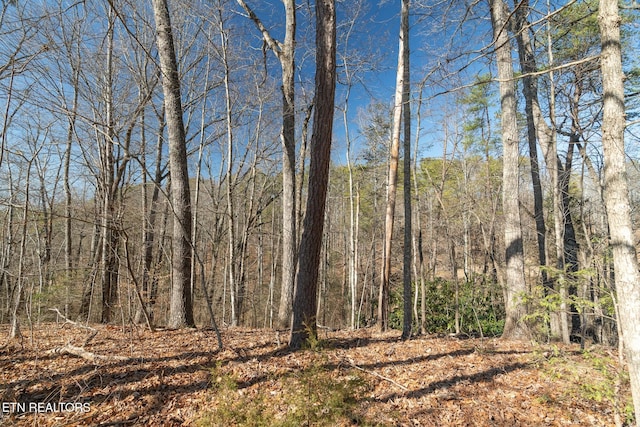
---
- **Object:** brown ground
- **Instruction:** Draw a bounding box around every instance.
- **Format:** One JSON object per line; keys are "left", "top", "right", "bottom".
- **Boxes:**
{"left": 0, "top": 323, "right": 631, "bottom": 426}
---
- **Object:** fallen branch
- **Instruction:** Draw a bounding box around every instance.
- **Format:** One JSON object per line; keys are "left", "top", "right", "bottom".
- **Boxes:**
{"left": 49, "top": 308, "right": 97, "bottom": 346}
{"left": 45, "top": 344, "right": 129, "bottom": 363}
{"left": 345, "top": 357, "right": 408, "bottom": 391}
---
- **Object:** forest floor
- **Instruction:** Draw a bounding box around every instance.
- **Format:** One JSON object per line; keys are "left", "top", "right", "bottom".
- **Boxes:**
{"left": 0, "top": 323, "right": 633, "bottom": 426}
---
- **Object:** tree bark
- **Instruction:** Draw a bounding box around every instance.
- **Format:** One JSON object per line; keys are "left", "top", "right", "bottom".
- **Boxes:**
{"left": 151, "top": 0, "right": 194, "bottom": 328}
{"left": 490, "top": 0, "right": 529, "bottom": 340}
{"left": 289, "top": 0, "right": 336, "bottom": 349}
{"left": 218, "top": 13, "right": 239, "bottom": 326}
{"left": 512, "top": 0, "right": 573, "bottom": 342}
{"left": 513, "top": 0, "right": 548, "bottom": 294}
{"left": 100, "top": 7, "right": 118, "bottom": 324}
{"left": 64, "top": 56, "right": 79, "bottom": 316}
{"left": 598, "top": 0, "right": 640, "bottom": 422}
{"left": 277, "top": 0, "right": 297, "bottom": 330}
{"left": 400, "top": 0, "right": 412, "bottom": 340}
{"left": 379, "top": 0, "right": 409, "bottom": 332}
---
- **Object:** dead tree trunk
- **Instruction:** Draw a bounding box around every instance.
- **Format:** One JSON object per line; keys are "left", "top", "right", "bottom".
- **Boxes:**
{"left": 379, "top": 0, "right": 409, "bottom": 332}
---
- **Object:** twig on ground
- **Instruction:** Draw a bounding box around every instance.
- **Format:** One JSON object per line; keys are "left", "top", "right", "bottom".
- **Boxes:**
{"left": 45, "top": 344, "right": 130, "bottom": 363}
{"left": 345, "top": 356, "right": 408, "bottom": 391}
{"left": 49, "top": 308, "right": 98, "bottom": 346}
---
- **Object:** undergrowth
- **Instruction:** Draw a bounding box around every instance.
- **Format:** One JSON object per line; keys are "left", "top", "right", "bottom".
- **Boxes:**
{"left": 198, "top": 352, "right": 375, "bottom": 426}
{"left": 534, "top": 346, "right": 634, "bottom": 425}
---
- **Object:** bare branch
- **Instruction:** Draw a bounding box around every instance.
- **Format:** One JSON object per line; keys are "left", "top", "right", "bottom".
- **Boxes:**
{"left": 49, "top": 308, "right": 98, "bottom": 346}
{"left": 496, "top": 55, "right": 601, "bottom": 82}
{"left": 344, "top": 356, "right": 408, "bottom": 391}
{"left": 45, "top": 344, "right": 129, "bottom": 363}
{"left": 235, "top": 0, "right": 283, "bottom": 57}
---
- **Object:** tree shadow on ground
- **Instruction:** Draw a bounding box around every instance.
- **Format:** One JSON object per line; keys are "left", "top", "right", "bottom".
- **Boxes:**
{"left": 374, "top": 361, "right": 530, "bottom": 402}
{"left": 0, "top": 327, "right": 538, "bottom": 426}
{"left": 0, "top": 349, "right": 219, "bottom": 425}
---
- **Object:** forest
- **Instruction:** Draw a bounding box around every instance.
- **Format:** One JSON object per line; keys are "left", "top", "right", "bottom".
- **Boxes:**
{"left": 1, "top": 0, "right": 640, "bottom": 425}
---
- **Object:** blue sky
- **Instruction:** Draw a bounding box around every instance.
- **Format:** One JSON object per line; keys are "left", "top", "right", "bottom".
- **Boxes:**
{"left": 327, "top": 0, "right": 496, "bottom": 164}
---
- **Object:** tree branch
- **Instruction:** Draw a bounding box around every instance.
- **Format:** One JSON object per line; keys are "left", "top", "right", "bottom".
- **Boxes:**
{"left": 345, "top": 357, "right": 408, "bottom": 391}
{"left": 45, "top": 344, "right": 129, "bottom": 363}
{"left": 235, "top": 0, "right": 283, "bottom": 57}
{"left": 49, "top": 307, "right": 98, "bottom": 346}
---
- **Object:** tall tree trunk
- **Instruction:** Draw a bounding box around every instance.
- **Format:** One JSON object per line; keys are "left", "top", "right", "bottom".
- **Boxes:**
{"left": 219, "top": 13, "right": 239, "bottom": 326}
{"left": 564, "top": 86, "right": 581, "bottom": 276}
{"left": 190, "top": 36, "right": 213, "bottom": 320}
{"left": 340, "top": 4, "right": 363, "bottom": 330}
{"left": 513, "top": 0, "right": 571, "bottom": 342}
{"left": 151, "top": 0, "right": 194, "bottom": 328}
{"left": 379, "top": 0, "right": 409, "bottom": 332}
{"left": 513, "top": 0, "right": 548, "bottom": 294}
{"left": 598, "top": 0, "right": 640, "bottom": 421}
{"left": 9, "top": 157, "right": 31, "bottom": 339}
{"left": 413, "top": 80, "right": 428, "bottom": 334}
{"left": 289, "top": 0, "right": 336, "bottom": 349}
{"left": 490, "top": 0, "right": 528, "bottom": 340}
{"left": 344, "top": 91, "right": 358, "bottom": 330}
{"left": 277, "top": 0, "right": 297, "bottom": 330}
{"left": 100, "top": 8, "right": 118, "bottom": 323}
{"left": 545, "top": 18, "right": 570, "bottom": 344}
{"left": 564, "top": 110, "right": 580, "bottom": 337}
{"left": 341, "top": 108, "right": 354, "bottom": 331}
{"left": 64, "top": 63, "right": 79, "bottom": 318}
{"left": 400, "top": 0, "right": 412, "bottom": 340}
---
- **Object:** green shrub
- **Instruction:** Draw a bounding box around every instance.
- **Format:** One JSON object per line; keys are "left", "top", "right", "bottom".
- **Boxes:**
{"left": 536, "top": 348, "right": 634, "bottom": 425}
{"left": 389, "top": 277, "right": 504, "bottom": 336}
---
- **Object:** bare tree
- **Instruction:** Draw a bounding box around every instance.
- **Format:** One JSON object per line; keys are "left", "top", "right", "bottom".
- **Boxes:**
{"left": 61, "top": 21, "right": 80, "bottom": 320}
{"left": 512, "top": 0, "right": 577, "bottom": 343}
{"left": 413, "top": 78, "right": 428, "bottom": 334}
{"left": 379, "top": 0, "right": 410, "bottom": 332}
{"left": 235, "top": 0, "right": 297, "bottom": 329}
{"left": 216, "top": 8, "right": 240, "bottom": 326}
{"left": 151, "top": 0, "right": 194, "bottom": 328}
{"left": 99, "top": 6, "right": 118, "bottom": 323}
{"left": 336, "top": 0, "right": 367, "bottom": 330}
{"left": 512, "top": 0, "right": 549, "bottom": 310}
{"left": 8, "top": 151, "right": 34, "bottom": 339}
{"left": 489, "top": 0, "right": 528, "bottom": 339}
{"left": 598, "top": 0, "right": 640, "bottom": 420}
{"left": 400, "top": 0, "right": 412, "bottom": 340}
{"left": 290, "top": 0, "right": 336, "bottom": 349}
